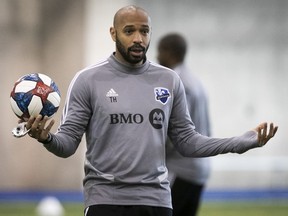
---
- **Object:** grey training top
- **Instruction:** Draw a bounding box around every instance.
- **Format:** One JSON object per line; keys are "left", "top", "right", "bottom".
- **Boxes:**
{"left": 44, "top": 54, "right": 259, "bottom": 209}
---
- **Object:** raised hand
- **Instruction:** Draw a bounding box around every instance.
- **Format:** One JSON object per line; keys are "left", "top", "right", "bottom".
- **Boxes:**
{"left": 254, "top": 122, "right": 278, "bottom": 146}
{"left": 26, "top": 115, "right": 55, "bottom": 143}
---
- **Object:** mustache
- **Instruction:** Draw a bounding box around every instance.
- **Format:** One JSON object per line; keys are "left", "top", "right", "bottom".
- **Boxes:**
{"left": 128, "top": 44, "right": 145, "bottom": 52}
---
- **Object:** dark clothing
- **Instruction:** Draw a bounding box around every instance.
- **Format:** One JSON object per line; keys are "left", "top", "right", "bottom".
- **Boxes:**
{"left": 85, "top": 205, "right": 172, "bottom": 216}
{"left": 171, "top": 177, "right": 204, "bottom": 216}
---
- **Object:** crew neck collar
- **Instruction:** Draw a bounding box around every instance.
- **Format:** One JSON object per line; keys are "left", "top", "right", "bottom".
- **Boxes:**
{"left": 109, "top": 53, "right": 150, "bottom": 75}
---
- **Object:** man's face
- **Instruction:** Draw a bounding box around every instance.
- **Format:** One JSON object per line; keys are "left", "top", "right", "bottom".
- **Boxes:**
{"left": 111, "top": 9, "right": 151, "bottom": 66}
{"left": 115, "top": 32, "right": 150, "bottom": 65}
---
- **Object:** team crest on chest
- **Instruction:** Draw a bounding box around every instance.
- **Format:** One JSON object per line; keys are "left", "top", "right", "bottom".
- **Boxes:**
{"left": 154, "top": 87, "right": 171, "bottom": 105}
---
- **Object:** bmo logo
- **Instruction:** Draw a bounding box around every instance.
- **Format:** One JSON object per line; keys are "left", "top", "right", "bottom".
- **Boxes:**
{"left": 109, "top": 113, "right": 144, "bottom": 124}
{"left": 109, "top": 109, "right": 165, "bottom": 129}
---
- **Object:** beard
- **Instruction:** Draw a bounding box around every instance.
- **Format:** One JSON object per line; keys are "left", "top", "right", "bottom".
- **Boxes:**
{"left": 116, "top": 34, "right": 149, "bottom": 64}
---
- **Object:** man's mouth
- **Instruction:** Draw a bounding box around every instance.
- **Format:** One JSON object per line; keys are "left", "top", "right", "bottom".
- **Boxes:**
{"left": 129, "top": 46, "right": 145, "bottom": 57}
{"left": 130, "top": 50, "right": 143, "bottom": 57}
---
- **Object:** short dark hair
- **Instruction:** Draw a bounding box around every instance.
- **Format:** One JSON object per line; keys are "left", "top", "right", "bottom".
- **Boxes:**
{"left": 158, "top": 33, "right": 187, "bottom": 62}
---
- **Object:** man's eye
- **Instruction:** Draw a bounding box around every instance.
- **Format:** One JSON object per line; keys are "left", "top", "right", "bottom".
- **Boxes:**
{"left": 125, "top": 30, "right": 133, "bottom": 34}
{"left": 142, "top": 29, "right": 149, "bottom": 34}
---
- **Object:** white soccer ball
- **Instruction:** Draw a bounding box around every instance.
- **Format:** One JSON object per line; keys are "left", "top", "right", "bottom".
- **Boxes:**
{"left": 10, "top": 73, "right": 61, "bottom": 121}
{"left": 36, "top": 196, "right": 65, "bottom": 216}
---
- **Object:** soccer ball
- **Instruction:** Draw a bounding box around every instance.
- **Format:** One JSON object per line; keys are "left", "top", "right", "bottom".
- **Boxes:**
{"left": 10, "top": 73, "right": 61, "bottom": 121}
{"left": 36, "top": 196, "right": 64, "bottom": 216}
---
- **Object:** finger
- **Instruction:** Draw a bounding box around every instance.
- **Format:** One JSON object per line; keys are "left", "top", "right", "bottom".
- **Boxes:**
{"left": 261, "top": 123, "right": 278, "bottom": 146}
{"left": 40, "top": 118, "right": 54, "bottom": 138}
{"left": 261, "top": 123, "right": 268, "bottom": 145}
{"left": 273, "top": 125, "right": 278, "bottom": 136}
{"left": 37, "top": 116, "right": 49, "bottom": 140}
{"left": 259, "top": 129, "right": 264, "bottom": 146}
{"left": 254, "top": 122, "right": 265, "bottom": 132}
{"left": 267, "top": 123, "right": 278, "bottom": 140}
{"left": 267, "top": 123, "right": 274, "bottom": 138}
{"left": 257, "top": 122, "right": 266, "bottom": 146}
{"left": 262, "top": 123, "right": 267, "bottom": 139}
{"left": 38, "top": 119, "right": 55, "bottom": 142}
{"left": 45, "top": 119, "right": 55, "bottom": 133}
{"left": 27, "top": 115, "right": 44, "bottom": 139}
{"left": 31, "top": 115, "right": 43, "bottom": 130}
{"left": 26, "top": 116, "right": 36, "bottom": 130}
{"left": 39, "top": 116, "right": 49, "bottom": 131}
{"left": 18, "top": 119, "right": 24, "bottom": 124}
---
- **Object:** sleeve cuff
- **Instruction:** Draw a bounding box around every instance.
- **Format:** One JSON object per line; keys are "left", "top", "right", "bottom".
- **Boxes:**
{"left": 40, "top": 133, "right": 53, "bottom": 145}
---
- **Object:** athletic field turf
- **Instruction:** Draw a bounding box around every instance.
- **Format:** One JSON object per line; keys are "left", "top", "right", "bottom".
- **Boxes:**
{"left": 0, "top": 201, "right": 287, "bottom": 216}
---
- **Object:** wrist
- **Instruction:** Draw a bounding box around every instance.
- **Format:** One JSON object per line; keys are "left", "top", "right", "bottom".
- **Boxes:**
{"left": 40, "top": 133, "right": 53, "bottom": 144}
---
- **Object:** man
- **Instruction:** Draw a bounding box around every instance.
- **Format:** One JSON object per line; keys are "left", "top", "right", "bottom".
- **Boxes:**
{"left": 158, "top": 33, "right": 211, "bottom": 216}
{"left": 25, "top": 5, "right": 277, "bottom": 216}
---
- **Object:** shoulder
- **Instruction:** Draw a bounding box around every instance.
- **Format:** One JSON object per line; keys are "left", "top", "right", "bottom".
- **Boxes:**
{"left": 81, "top": 58, "right": 110, "bottom": 75}
{"left": 149, "top": 61, "right": 180, "bottom": 79}
{"left": 74, "top": 58, "right": 110, "bottom": 80}
{"left": 66, "top": 58, "right": 110, "bottom": 93}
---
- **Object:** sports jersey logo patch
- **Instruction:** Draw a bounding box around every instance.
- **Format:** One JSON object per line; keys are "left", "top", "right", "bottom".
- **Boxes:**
{"left": 106, "top": 88, "right": 118, "bottom": 103}
{"left": 149, "top": 108, "right": 165, "bottom": 129}
{"left": 154, "top": 87, "right": 170, "bottom": 105}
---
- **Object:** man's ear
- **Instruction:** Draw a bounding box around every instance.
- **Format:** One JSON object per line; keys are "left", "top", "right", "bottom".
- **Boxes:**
{"left": 110, "top": 27, "right": 116, "bottom": 42}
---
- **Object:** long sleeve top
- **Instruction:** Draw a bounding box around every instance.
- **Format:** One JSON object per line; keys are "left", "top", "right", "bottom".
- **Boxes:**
{"left": 43, "top": 54, "right": 259, "bottom": 209}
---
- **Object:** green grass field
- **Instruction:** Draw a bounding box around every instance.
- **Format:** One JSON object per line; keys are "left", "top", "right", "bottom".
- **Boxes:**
{"left": 0, "top": 201, "right": 287, "bottom": 216}
{"left": 0, "top": 203, "right": 83, "bottom": 216}
{"left": 199, "top": 201, "right": 288, "bottom": 216}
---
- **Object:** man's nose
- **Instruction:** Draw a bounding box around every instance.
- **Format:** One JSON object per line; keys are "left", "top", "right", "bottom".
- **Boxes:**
{"left": 133, "top": 32, "right": 143, "bottom": 43}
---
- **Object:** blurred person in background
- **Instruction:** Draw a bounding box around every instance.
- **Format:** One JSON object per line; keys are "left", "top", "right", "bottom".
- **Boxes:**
{"left": 158, "top": 33, "right": 211, "bottom": 216}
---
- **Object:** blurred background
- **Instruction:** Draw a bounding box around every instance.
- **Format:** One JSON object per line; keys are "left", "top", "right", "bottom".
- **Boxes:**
{"left": 0, "top": 0, "right": 287, "bottom": 208}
